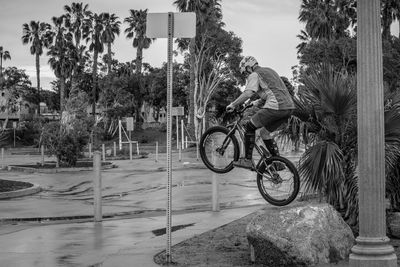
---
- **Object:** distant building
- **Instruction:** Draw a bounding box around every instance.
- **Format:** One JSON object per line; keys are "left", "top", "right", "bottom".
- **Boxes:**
{"left": 0, "top": 88, "right": 59, "bottom": 128}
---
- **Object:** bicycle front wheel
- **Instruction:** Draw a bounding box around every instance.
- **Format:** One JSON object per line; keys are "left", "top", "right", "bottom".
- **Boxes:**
{"left": 256, "top": 156, "right": 300, "bottom": 206}
{"left": 199, "top": 126, "right": 240, "bottom": 173}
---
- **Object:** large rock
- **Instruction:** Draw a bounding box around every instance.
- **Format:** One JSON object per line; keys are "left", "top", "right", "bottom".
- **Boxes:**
{"left": 247, "top": 204, "right": 354, "bottom": 266}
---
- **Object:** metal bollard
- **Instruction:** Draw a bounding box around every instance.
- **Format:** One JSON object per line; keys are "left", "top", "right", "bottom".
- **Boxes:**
{"left": 196, "top": 141, "right": 199, "bottom": 161}
{"left": 93, "top": 151, "right": 102, "bottom": 222}
{"left": 1, "top": 148, "right": 4, "bottom": 169}
{"left": 129, "top": 142, "right": 133, "bottom": 161}
{"left": 102, "top": 144, "right": 106, "bottom": 161}
{"left": 155, "top": 141, "right": 159, "bottom": 162}
{"left": 89, "top": 143, "right": 92, "bottom": 158}
{"left": 211, "top": 141, "right": 219, "bottom": 212}
{"left": 41, "top": 145, "right": 44, "bottom": 166}
{"left": 179, "top": 144, "right": 182, "bottom": 162}
{"left": 113, "top": 142, "right": 117, "bottom": 157}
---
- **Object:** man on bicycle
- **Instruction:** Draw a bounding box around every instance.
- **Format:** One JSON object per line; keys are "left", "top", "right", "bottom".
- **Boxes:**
{"left": 226, "top": 56, "right": 295, "bottom": 169}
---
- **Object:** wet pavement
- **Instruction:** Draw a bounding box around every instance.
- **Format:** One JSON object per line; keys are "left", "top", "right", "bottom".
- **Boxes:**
{"left": 0, "top": 147, "right": 303, "bottom": 266}
{"left": 0, "top": 149, "right": 301, "bottom": 220}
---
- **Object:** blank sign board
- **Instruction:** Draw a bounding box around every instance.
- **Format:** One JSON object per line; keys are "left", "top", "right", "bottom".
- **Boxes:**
{"left": 146, "top": 12, "right": 196, "bottom": 38}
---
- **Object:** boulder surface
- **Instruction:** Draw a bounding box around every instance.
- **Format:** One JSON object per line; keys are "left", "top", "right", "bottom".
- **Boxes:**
{"left": 246, "top": 204, "right": 354, "bottom": 266}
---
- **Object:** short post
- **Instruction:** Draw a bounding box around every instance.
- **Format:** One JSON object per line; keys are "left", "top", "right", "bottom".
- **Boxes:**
{"left": 155, "top": 141, "right": 159, "bottom": 162}
{"left": 129, "top": 141, "right": 133, "bottom": 161}
{"left": 176, "top": 116, "right": 179, "bottom": 149}
{"left": 102, "top": 144, "right": 106, "bottom": 161}
{"left": 136, "top": 142, "right": 140, "bottom": 155}
{"left": 113, "top": 142, "right": 117, "bottom": 157}
{"left": 178, "top": 143, "right": 182, "bottom": 162}
{"left": 185, "top": 136, "right": 188, "bottom": 149}
{"left": 93, "top": 151, "right": 102, "bottom": 222}
{"left": 41, "top": 145, "right": 44, "bottom": 166}
{"left": 1, "top": 148, "right": 4, "bottom": 169}
{"left": 89, "top": 143, "right": 92, "bottom": 158}
{"left": 212, "top": 141, "right": 219, "bottom": 211}
{"left": 196, "top": 141, "right": 199, "bottom": 161}
{"left": 181, "top": 119, "right": 184, "bottom": 149}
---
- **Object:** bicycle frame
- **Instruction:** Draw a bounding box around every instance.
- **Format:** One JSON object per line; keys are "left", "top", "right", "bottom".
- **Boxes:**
{"left": 222, "top": 105, "right": 270, "bottom": 162}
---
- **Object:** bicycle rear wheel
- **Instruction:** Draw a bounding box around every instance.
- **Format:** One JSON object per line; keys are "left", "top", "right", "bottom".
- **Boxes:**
{"left": 199, "top": 126, "right": 240, "bottom": 173}
{"left": 256, "top": 156, "right": 300, "bottom": 206}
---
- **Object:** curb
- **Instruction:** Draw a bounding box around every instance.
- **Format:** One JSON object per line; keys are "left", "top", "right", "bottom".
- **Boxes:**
{"left": 7, "top": 163, "right": 117, "bottom": 173}
{"left": 0, "top": 184, "right": 41, "bottom": 200}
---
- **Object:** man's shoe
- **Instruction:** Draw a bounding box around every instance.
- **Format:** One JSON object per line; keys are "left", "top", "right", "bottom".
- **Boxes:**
{"left": 233, "top": 158, "right": 254, "bottom": 170}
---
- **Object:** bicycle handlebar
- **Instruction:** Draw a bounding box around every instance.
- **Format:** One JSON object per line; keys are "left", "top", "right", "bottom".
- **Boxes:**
{"left": 235, "top": 101, "right": 254, "bottom": 115}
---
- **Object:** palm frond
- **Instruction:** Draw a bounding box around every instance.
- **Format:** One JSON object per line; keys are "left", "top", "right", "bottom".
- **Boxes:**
{"left": 299, "top": 140, "right": 345, "bottom": 205}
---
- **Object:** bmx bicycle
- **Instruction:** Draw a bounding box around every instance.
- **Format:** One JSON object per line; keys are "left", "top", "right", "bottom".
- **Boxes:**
{"left": 199, "top": 101, "right": 300, "bottom": 206}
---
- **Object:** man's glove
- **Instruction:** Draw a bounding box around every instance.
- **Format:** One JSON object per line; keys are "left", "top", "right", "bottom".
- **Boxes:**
{"left": 250, "top": 99, "right": 264, "bottom": 107}
{"left": 226, "top": 103, "right": 235, "bottom": 113}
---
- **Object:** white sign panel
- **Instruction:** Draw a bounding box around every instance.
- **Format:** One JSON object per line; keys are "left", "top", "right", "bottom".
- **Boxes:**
{"left": 171, "top": 106, "right": 184, "bottom": 116}
{"left": 126, "top": 117, "right": 134, "bottom": 131}
{"left": 146, "top": 12, "right": 196, "bottom": 38}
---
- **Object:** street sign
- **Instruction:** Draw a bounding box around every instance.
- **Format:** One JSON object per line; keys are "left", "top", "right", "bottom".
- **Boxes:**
{"left": 146, "top": 12, "right": 196, "bottom": 264}
{"left": 126, "top": 117, "right": 134, "bottom": 131}
{"left": 171, "top": 106, "right": 184, "bottom": 116}
{"left": 146, "top": 12, "right": 196, "bottom": 38}
{"left": 12, "top": 122, "right": 17, "bottom": 129}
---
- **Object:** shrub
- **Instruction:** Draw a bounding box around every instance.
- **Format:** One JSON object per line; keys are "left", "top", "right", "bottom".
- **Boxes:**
{"left": 41, "top": 120, "right": 90, "bottom": 167}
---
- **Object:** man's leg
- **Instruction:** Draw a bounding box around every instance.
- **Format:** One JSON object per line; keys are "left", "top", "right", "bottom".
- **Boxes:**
{"left": 259, "top": 127, "right": 280, "bottom": 156}
{"left": 233, "top": 120, "right": 257, "bottom": 169}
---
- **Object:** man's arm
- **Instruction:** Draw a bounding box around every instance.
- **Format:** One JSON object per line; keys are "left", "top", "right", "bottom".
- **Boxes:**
{"left": 230, "top": 90, "right": 255, "bottom": 107}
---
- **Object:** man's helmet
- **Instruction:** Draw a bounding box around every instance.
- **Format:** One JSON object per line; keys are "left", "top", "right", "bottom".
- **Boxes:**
{"left": 239, "top": 56, "right": 258, "bottom": 74}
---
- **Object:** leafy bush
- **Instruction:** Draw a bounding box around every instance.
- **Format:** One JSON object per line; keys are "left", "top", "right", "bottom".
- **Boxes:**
{"left": 41, "top": 120, "right": 90, "bottom": 167}
{"left": 16, "top": 120, "right": 41, "bottom": 146}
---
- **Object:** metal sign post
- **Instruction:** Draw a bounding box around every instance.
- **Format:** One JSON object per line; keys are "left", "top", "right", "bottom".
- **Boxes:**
{"left": 165, "top": 12, "right": 174, "bottom": 263}
{"left": 147, "top": 12, "right": 195, "bottom": 264}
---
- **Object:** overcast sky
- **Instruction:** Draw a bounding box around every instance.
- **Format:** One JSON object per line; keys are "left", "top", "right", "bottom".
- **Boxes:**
{"left": 0, "top": 0, "right": 399, "bottom": 90}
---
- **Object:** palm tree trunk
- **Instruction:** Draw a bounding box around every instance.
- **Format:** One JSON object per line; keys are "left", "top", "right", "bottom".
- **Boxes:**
{"left": 135, "top": 45, "right": 143, "bottom": 129}
{"left": 136, "top": 44, "right": 143, "bottom": 75}
{"left": 107, "top": 43, "right": 112, "bottom": 75}
{"left": 92, "top": 50, "right": 98, "bottom": 116}
{"left": 36, "top": 53, "right": 41, "bottom": 115}
{"left": 60, "top": 76, "right": 65, "bottom": 118}
{"left": 188, "top": 38, "right": 196, "bottom": 140}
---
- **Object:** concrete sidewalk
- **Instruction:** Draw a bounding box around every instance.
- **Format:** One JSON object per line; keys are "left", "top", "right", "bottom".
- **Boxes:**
{"left": 0, "top": 205, "right": 263, "bottom": 267}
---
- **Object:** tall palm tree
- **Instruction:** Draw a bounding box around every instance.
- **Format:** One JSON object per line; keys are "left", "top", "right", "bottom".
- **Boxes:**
{"left": 298, "top": 0, "right": 355, "bottom": 41}
{"left": 173, "top": 0, "right": 222, "bottom": 139}
{"left": 124, "top": 9, "right": 155, "bottom": 127}
{"left": 84, "top": 12, "right": 105, "bottom": 116}
{"left": 64, "top": 2, "right": 91, "bottom": 94}
{"left": 101, "top": 13, "right": 121, "bottom": 75}
{"left": 22, "top": 20, "right": 52, "bottom": 115}
{"left": 48, "top": 16, "right": 74, "bottom": 114}
{"left": 64, "top": 2, "right": 91, "bottom": 48}
{"left": 0, "top": 46, "right": 11, "bottom": 78}
{"left": 124, "top": 9, "right": 154, "bottom": 75}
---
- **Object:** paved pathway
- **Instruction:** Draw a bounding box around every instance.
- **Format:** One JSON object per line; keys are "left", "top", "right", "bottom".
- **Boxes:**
{"left": 0, "top": 147, "right": 305, "bottom": 267}
{"left": 0, "top": 149, "right": 302, "bottom": 220}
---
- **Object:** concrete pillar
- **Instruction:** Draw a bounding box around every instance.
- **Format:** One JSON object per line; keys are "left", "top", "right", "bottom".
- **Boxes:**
{"left": 349, "top": 0, "right": 397, "bottom": 266}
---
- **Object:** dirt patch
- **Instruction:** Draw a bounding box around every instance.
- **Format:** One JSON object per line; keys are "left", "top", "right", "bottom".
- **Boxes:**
{"left": 154, "top": 212, "right": 262, "bottom": 267}
{"left": 154, "top": 208, "right": 400, "bottom": 267}
{"left": 0, "top": 179, "right": 33, "bottom": 192}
